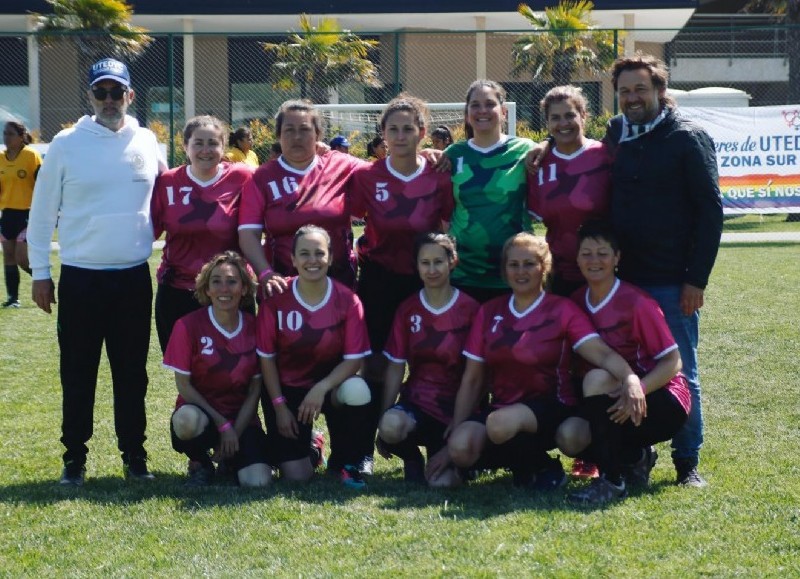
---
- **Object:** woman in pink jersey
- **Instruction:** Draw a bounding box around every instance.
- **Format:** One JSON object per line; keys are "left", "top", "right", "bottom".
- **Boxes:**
{"left": 238, "top": 100, "right": 366, "bottom": 296}
{"left": 152, "top": 115, "right": 255, "bottom": 352}
{"left": 378, "top": 232, "right": 479, "bottom": 486}
{"left": 442, "top": 232, "right": 645, "bottom": 490}
{"left": 567, "top": 220, "right": 690, "bottom": 505}
{"left": 164, "top": 251, "right": 271, "bottom": 487}
{"left": 256, "top": 225, "right": 373, "bottom": 489}
{"left": 527, "top": 85, "right": 612, "bottom": 298}
{"left": 348, "top": 94, "right": 454, "bottom": 477}
{"left": 527, "top": 85, "right": 613, "bottom": 479}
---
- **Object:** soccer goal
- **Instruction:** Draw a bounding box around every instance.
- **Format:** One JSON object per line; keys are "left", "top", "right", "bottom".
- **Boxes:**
{"left": 316, "top": 102, "right": 518, "bottom": 140}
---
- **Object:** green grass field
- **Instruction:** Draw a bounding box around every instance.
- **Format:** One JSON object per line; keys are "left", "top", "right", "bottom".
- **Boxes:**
{"left": 1, "top": 241, "right": 799, "bottom": 576}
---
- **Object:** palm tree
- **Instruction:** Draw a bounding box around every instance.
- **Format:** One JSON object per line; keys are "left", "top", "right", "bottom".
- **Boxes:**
{"left": 33, "top": 0, "right": 152, "bottom": 62}
{"left": 262, "top": 14, "right": 380, "bottom": 104}
{"left": 511, "top": 1, "right": 617, "bottom": 86}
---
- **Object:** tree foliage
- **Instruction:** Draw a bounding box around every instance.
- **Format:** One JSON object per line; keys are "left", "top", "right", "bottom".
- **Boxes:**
{"left": 262, "top": 14, "right": 380, "bottom": 104}
{"left": 33, "top": 0, "right": 152, "bottom": 61}
{"left": 511, "top": 1, "right": 617, "bottom": 86}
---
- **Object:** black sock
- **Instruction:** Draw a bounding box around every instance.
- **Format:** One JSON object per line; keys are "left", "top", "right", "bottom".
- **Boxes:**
{"left": 4, "top": 265, "right": 19, "bottom": 300}
{"left": 584, "top": 394, "right": 624, "bottom": 484}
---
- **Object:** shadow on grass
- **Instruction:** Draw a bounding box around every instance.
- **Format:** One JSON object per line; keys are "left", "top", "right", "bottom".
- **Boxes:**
{"left": 721, "top": 242, "right": 800, "bottom": 249}
{"left": 0, "top": 469, "right": 680, "bottom": 518}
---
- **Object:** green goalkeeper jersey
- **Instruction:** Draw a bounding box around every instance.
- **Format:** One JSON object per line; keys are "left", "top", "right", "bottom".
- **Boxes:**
{"left": 447, "top": 136, "right": 535, "bottom": 289}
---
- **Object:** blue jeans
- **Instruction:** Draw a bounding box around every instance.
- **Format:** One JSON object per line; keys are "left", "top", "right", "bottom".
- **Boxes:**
{"left": 639, "top": 284, "right": 703, "bottom": 466}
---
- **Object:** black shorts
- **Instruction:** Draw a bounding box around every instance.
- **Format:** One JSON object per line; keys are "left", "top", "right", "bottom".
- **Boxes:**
{"left": 465, "top": 399, "right": 574, "bottom": 468}
{"left": 390, "top": 401, "right": 448, "bottom": 455}
{"left": 357, "top": 258, "right": 421, "bottom": 352}
{"left": 0, "top": 209, "right": 28, "bottom": 242}
{"left": 170, "top": 405, "right": 270, "bottom": 471}
{"left": 262, "top": 385, "right": 336, "bottom": 465}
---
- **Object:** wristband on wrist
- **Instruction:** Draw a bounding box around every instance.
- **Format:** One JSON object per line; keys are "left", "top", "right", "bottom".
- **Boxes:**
{"left": 217, "top": 421, "right": 233, "bottom": 433}
{"left": 258, "top": 268, "right": 275, "bottom": 282}
{"left": 272, "top": 395, "right": 287, "bottom": 407}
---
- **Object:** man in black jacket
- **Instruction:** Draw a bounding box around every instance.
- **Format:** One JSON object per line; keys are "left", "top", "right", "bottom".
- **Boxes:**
{"left": 606, "top": 53, "right": 723, "bottom": 487}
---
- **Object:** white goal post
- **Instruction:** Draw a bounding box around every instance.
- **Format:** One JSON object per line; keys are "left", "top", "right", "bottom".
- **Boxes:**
{"left": 316, "top": 102, "right": 517, "bottom": 138}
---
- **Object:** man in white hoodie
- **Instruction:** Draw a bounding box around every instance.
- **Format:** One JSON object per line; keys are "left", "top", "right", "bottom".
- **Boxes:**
{"left": 28, "top": 58, "right": 166, "bottom": 486}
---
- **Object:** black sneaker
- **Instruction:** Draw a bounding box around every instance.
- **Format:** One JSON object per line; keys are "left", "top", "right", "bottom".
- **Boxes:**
{"left": 356, "top": 455, "right": 374, "bottom": 476}
{"left": 623, "top": 446, "right": 658, "bottom": 487}
{"left": 676, "top": 466, "right": 708, "bottom": 488}
{"left": 1, "top": 298, "right": 20, "bottom": 308}
{"left": 569, "top": 476, "right": 627, "bottom": 505}
{"left": 59, "top": 461, "right": 86, "bottom": 486}
{"left": 186, "top": 461, "right": 215, "bottom": 487}
{"left": 123, "top": 456, "right": 155, "bottom": 481}
{"left": 533, "top": 457, "right": 567, "bottom": 491}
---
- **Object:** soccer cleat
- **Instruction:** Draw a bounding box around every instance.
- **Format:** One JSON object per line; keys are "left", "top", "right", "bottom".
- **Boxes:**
{"left": 569, "top": 476, "right": 627, "bottom": 505}
{"left": 532, "top": 457, "right": 567, "bottom": 491}
{"left": 59, "top": 461, "right": 86, "bottom": 486}
{"left": 676, "top": 466, "right": 708, "bottom": 488}
{"left": 186, "top": 461, "right": 215, "bottom": 487}
{"left": 123, "top": 456, "right": 155, "bottom": 481}
{"left": 309, "top": 430, "right": 326, "bottom": 470}
{"left": 624, "top": 446, "right": 658, "bottom": 487}
{"left": 340, "top": 465, "right": 367, "bottom": 490}
{"left": 356, "top": 455, "right": 374, "bottom": 476}
{"left": 571, "top": 458, "right": 600, "bottom": 479}
{"left": 1, "top": 298, "right": 20, "bottom": 308}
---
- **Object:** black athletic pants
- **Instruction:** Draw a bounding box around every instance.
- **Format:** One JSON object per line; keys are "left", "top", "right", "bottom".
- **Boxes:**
{"left": 57, "top": 263, "right": 152, "bottom": 466}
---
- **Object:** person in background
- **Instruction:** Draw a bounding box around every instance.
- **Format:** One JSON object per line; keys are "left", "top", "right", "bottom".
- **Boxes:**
{"left": 27, "top": 57, "right": 166, "bottom": 486}
{"left": 165, "top": 251, "right": 271, "bottom": 488}
{"left": 268, "top": 142, "right": 282, "bottom": 161}
{"left": 329, "top": 135, "right": 351, "bottom": 154}
{"left": 151, "top": 115, "right": 254, "bottom": 353}
{"left": 430, "top": 125, "right": 453, "bottom": 151}
{"left": 224, "top": 127, "right": 259, "bottom": 168}
{"left": 0, "top": 121, "right": 42, "bottom": 308}
{"left": 367, "top": 135, "right": 388, "bottom": 161}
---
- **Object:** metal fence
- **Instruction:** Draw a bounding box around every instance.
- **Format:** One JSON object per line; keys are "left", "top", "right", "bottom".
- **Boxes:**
{"left": 0, "top": 24, "right": 796, "bottom": 165}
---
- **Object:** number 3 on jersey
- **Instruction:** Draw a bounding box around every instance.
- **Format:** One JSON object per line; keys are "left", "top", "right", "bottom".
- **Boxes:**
{"left": 277, "top": 310, "right": 303, "bottom": 331}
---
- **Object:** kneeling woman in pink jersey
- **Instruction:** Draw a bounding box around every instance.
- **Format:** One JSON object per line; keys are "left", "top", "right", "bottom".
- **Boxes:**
{"left": 378, "top": 233, "right": 479, "bottom": 486}
{"left": 567, "top": 220, "right": 690, "bottom": 505}
{"left": 444, "top": 233, "right": 644, "bottom": 489}
{"left": 256, "top": 225, "right": 373, "bottom": 489}
{"left": 164, "top": 252, "right": 271, "bottom": 487}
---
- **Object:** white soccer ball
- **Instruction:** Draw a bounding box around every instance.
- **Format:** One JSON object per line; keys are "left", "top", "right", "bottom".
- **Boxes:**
{"left": 336, "top": 376, "right": 371, "bottom": 406}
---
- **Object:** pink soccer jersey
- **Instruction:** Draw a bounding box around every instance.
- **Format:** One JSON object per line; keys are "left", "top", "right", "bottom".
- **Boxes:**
{"left": 151, "top": 162, "right": 253, "bottom": 290}
{"left": 349, "top": 158, "right": 454, "bottom": 275}
{"left": 572, "top": 279, "right": 691, "bottom": 413}
{"left": 527, "top": 140, "right": 612, "bottom": 284}
{"left": 383, "top": 289, "right": 480, "bottom": 424}
{"left": 238, "top": 152, "right": 366, "bottom": 279}
{"left": 256, "top": 277, "right": 371, "bottom": 390}
{"left": 163, "top": 307, "right": 261, "bottom": 420}
{"left": 463, "top": 293, "right": 598, "bottom": 407}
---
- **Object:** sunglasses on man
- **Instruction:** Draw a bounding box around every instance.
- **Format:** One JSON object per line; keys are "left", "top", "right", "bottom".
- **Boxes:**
{"left": 91, "top": 85, "right": 128, "bottom": 101}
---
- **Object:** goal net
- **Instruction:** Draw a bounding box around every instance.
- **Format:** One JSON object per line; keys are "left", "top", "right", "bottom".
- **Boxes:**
{"left": 316, "top": 102, "right": 518, "bottom": 142}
